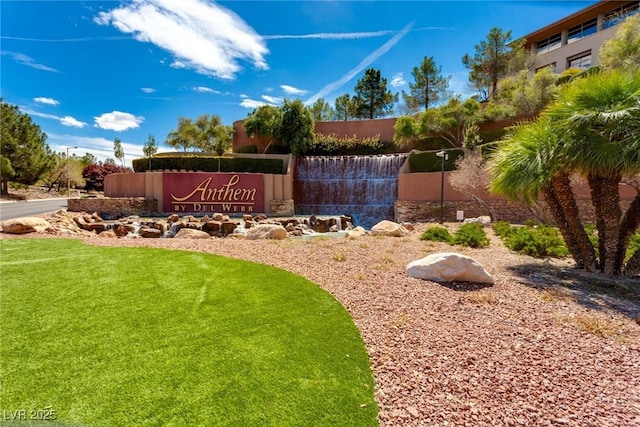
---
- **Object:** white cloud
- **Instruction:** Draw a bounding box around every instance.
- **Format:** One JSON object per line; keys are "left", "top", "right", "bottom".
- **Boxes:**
{"left": 391, "top": 72, "right": 406, "bottom": 88}
{"left": 60, "top": 116, "right": 87, "bottom": 128}
{"left": 94, "top": 111, "right": 144, "bottom": 131}
{"left": 240, "top": 98, "right": 276, "bottom": 109}
{"left": 194, "top": 86, "right": 219, "bottom": 94}
{"left": 141, "top": 87, "right": 157, "bottom": 93}
{"left": 305, "top": 21, "right": 414, "bottom": 105}
{"left": 47, "top": 133, "right": 142, "bottom": 168}
{"left": 1, "top": 51, "right": 59, "bottom": 72}
{"left": 262, "top": 95, "right": 283, "bottom": 104}
{"left": 20, "top": 107, "right": 87, "bottom": 128}
{"left": 95, "top": 0, "right": 269, "bottom": 80}
{"left": 34, "top": 97, "right": 60, "bottom": 105}
{"left": 281, "top": 85, "right": 308, "bottom": 96}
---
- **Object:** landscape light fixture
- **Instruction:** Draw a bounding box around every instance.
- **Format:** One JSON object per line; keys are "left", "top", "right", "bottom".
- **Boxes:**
{"left": 67, "top": 146, "right": 78, "bottom": 199}
{"left": 436, "top": 150, "right": 448, "bottom": 224}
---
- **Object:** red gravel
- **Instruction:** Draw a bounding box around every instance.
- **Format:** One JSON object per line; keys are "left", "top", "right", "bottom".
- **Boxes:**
{"left": 4, "top": 225, "right": 640, "bottom": 426}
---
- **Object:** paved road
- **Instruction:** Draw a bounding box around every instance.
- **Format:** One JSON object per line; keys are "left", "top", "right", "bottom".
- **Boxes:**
{"left": 0, "top": 198, "right": 68, "bottom": 221}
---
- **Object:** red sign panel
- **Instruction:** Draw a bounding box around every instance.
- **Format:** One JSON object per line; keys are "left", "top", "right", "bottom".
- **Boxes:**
{"left": 163, "top": 173, "right": 264, "bottom": 214}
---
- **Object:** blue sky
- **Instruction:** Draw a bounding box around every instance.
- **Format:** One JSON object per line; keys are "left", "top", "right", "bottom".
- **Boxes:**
{"left": 1, "top": 0, "right": 596, "bottom": 166}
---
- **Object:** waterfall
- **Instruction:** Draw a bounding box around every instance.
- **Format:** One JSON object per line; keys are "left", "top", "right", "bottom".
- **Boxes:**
{"left": 293, "top": 154, "right": 408, "bottom": 229}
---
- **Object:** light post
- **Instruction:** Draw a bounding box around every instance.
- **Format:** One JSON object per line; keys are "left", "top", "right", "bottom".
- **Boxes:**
{"left": 67, "top": 146, "right": 77, "bottom": 198}
{"left": 436, "top": 150, "right": 448, "bottom": 224}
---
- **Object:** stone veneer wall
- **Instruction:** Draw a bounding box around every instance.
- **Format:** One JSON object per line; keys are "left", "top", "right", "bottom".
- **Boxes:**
{"left": 395, "top": 199, "right": 632, "bottom": 224}
{"left": 68, "top": 198, "right": 158, "bottom": 217}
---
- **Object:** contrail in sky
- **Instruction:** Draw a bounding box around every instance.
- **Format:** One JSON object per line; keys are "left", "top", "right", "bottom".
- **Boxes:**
{"left": 305, "top": 21, "right": 415, "bottom": 106}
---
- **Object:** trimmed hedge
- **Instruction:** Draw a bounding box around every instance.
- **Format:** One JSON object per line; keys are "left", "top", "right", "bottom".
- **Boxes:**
{"left": 408, "top": 149, "right": 463, "bottom": 173}
{"left": 133, "top": 156, "right": 284, "bottom": 174}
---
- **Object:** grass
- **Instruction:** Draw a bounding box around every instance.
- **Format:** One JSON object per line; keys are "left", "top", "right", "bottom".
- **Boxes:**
{"left": 0, "top": 239, "right": 378, "bottom": 426}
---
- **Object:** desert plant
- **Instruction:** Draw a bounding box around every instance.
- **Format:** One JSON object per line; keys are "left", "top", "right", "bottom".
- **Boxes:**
{"left": 452, "top": 223, "right": 490, "bottom": 248}
{"left": 491, "top": 220, "right": 513, "bottom": 238}
{"left": 419, "top": 226, "right": 453, "bottom": 243}
{"left": 504, "top": 224, "right": 569, "bottom": 258}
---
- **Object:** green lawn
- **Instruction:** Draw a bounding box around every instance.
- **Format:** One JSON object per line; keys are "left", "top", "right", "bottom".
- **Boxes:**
{"left": 0, "top": 239, "right": 377, "bottom": 426}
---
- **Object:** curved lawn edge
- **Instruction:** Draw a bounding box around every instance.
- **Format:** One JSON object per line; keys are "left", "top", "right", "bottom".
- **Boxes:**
{"left": 0, "top": 238, "right": 378, "bottom": 426}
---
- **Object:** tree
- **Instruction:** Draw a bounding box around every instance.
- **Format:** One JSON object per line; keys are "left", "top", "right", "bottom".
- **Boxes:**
{"left": 0, "top": 101, "right": 55, "bottom": 184}
{"left": 489, "top": 70, "right": 640, "bottom": 277}
{"left": 352, "top": 68, "right": 398, "bottom": 119}
{"left": 397, "top": 90, "right": 421, "bottom": 116}
{"left": 166, "top": 117, "right": 196, "bottom": 151}
{"left": 143, "top": 134, "right": 158, "bottom": 170}
{"left": 211, "top": 125, "right": 233, "bottom": 156}
{"left": 309, "top": 98, "right": 334, "bottom": 121}
{"left": 79, "top": 153, "right": 98, "bottom": 167}
{"left": 334, "top": 94, "right": 356, "bottom": 121}
{"left": 599, "top": 13, "right": 640, "bottom": 71}
{"left": 493, "top": 67, "right": 558, "bottom": 115}
{"left": 40, "top": 154, "right": 85, "bottom": 192}
{"left": 274, "top": 99, "right": 315, "bottom": 155}
{"left": 462, "top": 27, "right": 524, "bottom": 100}
{"left": 243, "top": 105, "right": 283, "bottom": 153}
{"left": 394, "top": 96, "right": 482, "bottom": 149}
{"left": 448, "top": 148, "right": 499, "bottom": 219}
{"left": 0, "top": 155, "right": 15, "bottom": 195}
{"left": 113, "top": 138, "right": 125, "bottom": 166}
{"left": 405, "top": 56, "right": 450, "bottom": 110}
{"left": 83, "top": 163, "right": 131, "bottom": 191}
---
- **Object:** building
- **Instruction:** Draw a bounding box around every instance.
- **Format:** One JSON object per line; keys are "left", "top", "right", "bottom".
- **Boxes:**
{"left": 523, "top": 0, "right": 638, "bottom": 73}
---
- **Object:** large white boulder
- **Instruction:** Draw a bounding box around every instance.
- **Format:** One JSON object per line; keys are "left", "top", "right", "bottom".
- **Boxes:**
{"left": 245, "top": 224, "right": 287, "bottom": 240}
{"left": 406, "top": 252, "right": 494, "bottom": 284}
{"left": 371, "top": 220, "right": 410, "bottom": 237}
{"left": 2, "top": 217, "right": 52, "bottom": 234}
{"left": 346, "top": 226, "right": 367, "bottom": 238}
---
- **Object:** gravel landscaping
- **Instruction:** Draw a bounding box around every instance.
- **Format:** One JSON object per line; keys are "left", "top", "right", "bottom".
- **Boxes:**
{"left": 3, "top": 223, "right": 640, "bottom": 426}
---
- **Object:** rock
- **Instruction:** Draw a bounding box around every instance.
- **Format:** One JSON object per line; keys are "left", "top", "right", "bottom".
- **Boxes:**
{"left": 371, "top": 220, "right": 410, "bottom": 237}
{"left": 98, "top": 230, "right": 117, "bottom": 238}
{"left": 401, "top": 222, "right": 415, "bottom": 231}
{"left": 202, "top": 221, "right": 221, "bottom": 235}
{"left": 246, "top": 224, "right": 287, "bottom": 240}
{"left": 139, "top": 227, "right": 162, "bottom": 238}
{"left": 464, "top": 216, "right": 492, "bottom": 227}
{"left": 406, "top": 252, "right": 495, "bottom": 284}
{"left": 2, "top": 217, "right": 52, "bottom": 234}
{"left": 167, "top": 214, "right": 180, "bottom": 222}
{"left": 114, "top": 224, "right": 136, "bottom": 237}
{"left": 346, "top": 226, "right": 367, "bottom": 238}
{"left": 221, "top": 221, "right": 237, "bottom": 236}
{"left": 174, "top": 228, "right": 211, "bottom": 239}
{"left": 635, "top": 313, "right": 640, "bottom": 326}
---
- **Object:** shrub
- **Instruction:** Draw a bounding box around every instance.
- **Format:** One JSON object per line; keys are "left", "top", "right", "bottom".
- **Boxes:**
{"left": 419, "top": 226, "right": 453, "bottom": 243}
{"left": 504, "top": 225, "right": 569, "bottom": 258}
{"left": 492, "top": 220, "right": 513, "bottom": 238}
{"left": 235, "top": 145, "right": 258, "bottom": 154}
{"left": 452, "top": 223, "right": 490, "bottom": 248}
{"left": 132, "top": 156, "right": 284, "bottom": 174}
{"left": 307, "top": 133, "right": 386, "bottom": 155}
{"left": 626, "top": 230, "right": 640, "bottom": 262}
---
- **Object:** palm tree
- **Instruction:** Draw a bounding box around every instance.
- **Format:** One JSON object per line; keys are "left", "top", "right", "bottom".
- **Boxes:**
{"left": 488, "top": 119, "right": 597, "bottom": 271}
{"left": 545, "top": 70, "right": 640, "bottom": 275}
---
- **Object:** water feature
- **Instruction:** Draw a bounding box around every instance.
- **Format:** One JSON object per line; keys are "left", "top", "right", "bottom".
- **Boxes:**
{"left": 293, "top": 154, "right": 408, "bottom": 229}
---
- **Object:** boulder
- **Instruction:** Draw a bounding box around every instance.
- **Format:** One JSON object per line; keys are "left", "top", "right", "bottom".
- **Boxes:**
{"left": 2, "top": 217, "right": 52, "bottom": 234}
{"left": 246, "top": 224, "right": 287, "bottom": 240}
{"left": 401, "top": 222, "right": 415, "bottom": 231}
{"left": 464, "top": 216, "right": 492, "bottom": 227}
{"left": 406, "top": 252, "right": 494, "bottom": 285}
{"left": 139, "top": 227, "right": 162, "bottom": 238}
{"left": 371, "top": 220, "right": 410, "bottom": 237}
{"left": 174, "top": 228, "right": 211, "bottom": 239}
{"left": 346, "top": 226, "right": 367, "bottom": 238}
{"left": 98, "top": 230, "right": 118, "bottom": 238}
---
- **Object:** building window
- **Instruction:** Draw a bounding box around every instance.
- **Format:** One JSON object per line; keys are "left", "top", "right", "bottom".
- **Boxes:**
{"left": 536, "top": 33, "right": 561, "bottom": 55}
{"left": 568, "top": 18, "right": 597, "bottom": 43}
{"left": 604, "top": 0, "right": 639, "bottom": 28}
{"left": 567, "top": 51, "right": 592, "bottom": 70}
